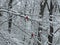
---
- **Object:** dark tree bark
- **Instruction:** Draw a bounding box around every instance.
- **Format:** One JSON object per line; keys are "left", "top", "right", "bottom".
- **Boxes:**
{"left": 38, "top": 24, "right": 42, "bottom": 45}
{"left": 8, "top": 0, "right": 13, "bottom": 33}
{"left": 39, "top": 0, "right": 47, "bottom": 18}
{"left": 0, "top": 13, "right": 2, "bottom": 16}
{"left": 38, "top": 0, "right": 49, "bottom": 45}
{"left": 38, "top": 0, "right": 48, "bottom": 45}
{"left": 48, "top": 0, "right": 54, "bottom": 45}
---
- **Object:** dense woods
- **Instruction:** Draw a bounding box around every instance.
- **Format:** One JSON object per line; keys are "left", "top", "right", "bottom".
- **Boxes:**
{"left": 0, "top": 0, "right": 60, "bottom": 45}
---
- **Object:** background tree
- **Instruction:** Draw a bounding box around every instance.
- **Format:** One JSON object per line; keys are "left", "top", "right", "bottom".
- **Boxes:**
{"left": 48, "top": 0, "right": 54, "bottom": 45}
{"left": 38, "top": 0, "right": 48, "bottom": 45}
{"left": 8, "top": 0, "right": 13, "bottom": 33}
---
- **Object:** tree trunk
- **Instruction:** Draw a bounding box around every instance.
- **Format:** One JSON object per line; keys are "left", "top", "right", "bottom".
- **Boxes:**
{"left": 48, "top": 0, "right": 54, "bottom": 45}
{"left": 39, "top": 0, "right": 47, "bottom": 18}
{"left": 0, "top": 13, "right": 2, "bottom": 16}
{"left": 8, "top": 0, "right": 13, "bottom": 34}
{"left": 38, "top": 24, "right": 42, "bottom": 45}
{"left": 38, "top": 0, "right": 48, "bottom": 45}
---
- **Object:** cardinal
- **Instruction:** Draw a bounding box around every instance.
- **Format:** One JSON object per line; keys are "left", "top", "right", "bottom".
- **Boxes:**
{"left": 25, "top": 16, "right": 29, "bottom": 21}
{"left": 31, "top": 33, "right": 34, "bottom": 38}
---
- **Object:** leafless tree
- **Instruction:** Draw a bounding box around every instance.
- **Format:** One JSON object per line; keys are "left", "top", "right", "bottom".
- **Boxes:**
{"left": 8, "top": 0, "right": 13, "bottom": 33}
{"left": 48, "top": 0, "right": 54, "bottom": 45}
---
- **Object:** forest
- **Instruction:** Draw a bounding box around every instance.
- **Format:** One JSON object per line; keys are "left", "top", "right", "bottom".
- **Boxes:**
{"left": 0, "top": 0, "right": 60, "bottom": 45}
